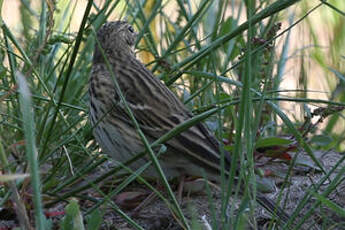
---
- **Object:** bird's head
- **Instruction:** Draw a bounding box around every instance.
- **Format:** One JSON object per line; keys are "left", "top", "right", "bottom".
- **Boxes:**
{"left": 93, "top": 21, "right": 138, "bottom": 63}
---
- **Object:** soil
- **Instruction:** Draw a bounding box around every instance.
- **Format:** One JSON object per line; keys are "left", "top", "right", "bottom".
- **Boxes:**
{"left": 2, "top": 151, "right": 345, "bottom": 230}
{"left": 94, "top": 150, "right": 345, "bottom": 229}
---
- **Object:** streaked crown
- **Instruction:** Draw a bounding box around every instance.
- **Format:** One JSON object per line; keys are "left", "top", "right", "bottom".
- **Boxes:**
{"left": 93, "top": 21, "right": 137, "bottom": 63}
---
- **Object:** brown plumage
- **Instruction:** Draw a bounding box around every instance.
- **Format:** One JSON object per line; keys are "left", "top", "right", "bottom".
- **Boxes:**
{"left": 89, "top": 21, "right": 230, "bottom": 180}
{"left": 89, "top": 21, "right": 289, "bottom": 222}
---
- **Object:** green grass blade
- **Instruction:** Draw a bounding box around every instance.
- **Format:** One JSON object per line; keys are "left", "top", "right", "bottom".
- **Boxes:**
{"left": 16, "top": 71, "right": 46, "bottom": 229}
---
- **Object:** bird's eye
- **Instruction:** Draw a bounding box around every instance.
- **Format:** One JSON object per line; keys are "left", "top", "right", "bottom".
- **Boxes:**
{"left": 128, "top": 26, "right": 135, "bottom": 33}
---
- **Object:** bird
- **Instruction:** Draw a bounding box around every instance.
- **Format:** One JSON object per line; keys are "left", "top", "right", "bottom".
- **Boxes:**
{"left": 89, "top": 20, "right": 289, "bottom": 222}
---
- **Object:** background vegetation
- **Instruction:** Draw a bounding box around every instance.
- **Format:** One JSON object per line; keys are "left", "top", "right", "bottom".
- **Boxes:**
{"left": 0, "top": 0, "right": 344, "bottom": 229}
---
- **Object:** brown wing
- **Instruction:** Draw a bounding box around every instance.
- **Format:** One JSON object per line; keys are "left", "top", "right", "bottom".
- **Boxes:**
{"left": 110, "top": 56, "right": 231, "bottom": 172}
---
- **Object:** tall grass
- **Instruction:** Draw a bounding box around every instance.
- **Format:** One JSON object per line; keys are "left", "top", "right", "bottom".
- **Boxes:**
{"left": 0, "top": 0, "right": 344, "bottom": 229}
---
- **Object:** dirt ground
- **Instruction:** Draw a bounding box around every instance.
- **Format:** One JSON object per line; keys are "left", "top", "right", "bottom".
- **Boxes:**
{"left": 2, "top": 151, "right": 345, "bottom": 229}
{"left": 97, "top": 150, "right": 345, "bottom": 229}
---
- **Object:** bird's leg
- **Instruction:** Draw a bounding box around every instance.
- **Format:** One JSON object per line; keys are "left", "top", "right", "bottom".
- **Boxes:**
{"left": 131, "top": 179, "right": 162, "bottom": 216}
{"left": 177, "top": 175, "right": 185, "bottom": 203}
{"left": 132, "top": 191, "right": 158, "bottom": 216}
